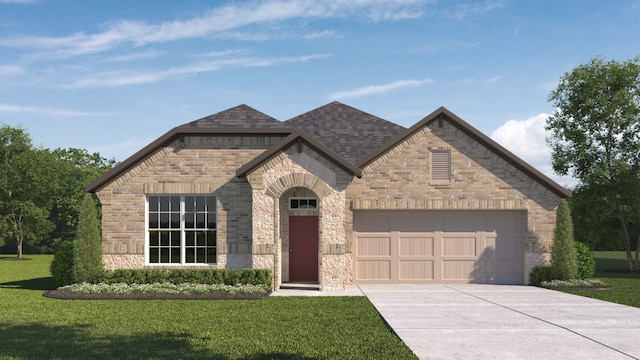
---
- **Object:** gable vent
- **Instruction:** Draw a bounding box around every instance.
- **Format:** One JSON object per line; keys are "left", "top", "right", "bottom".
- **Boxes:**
{"left": 431, "top": 149, "right": 451, "bottom": 182}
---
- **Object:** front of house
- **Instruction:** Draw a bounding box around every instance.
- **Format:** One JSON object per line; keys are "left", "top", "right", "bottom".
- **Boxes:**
{"left": 87, "top": 102, "right": 570, "bottom": 290}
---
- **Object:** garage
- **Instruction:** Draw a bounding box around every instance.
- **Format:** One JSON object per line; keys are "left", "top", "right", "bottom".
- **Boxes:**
{"left": 353, "top": 210, "right": 525, "bottom": 284}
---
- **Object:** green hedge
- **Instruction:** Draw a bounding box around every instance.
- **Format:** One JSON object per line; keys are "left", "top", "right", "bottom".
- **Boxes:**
{"left": 98, "top": 268, "right": 272, "bottom": 289}
{"left": 529, "top": 266, "right": 556, "bottom": 286}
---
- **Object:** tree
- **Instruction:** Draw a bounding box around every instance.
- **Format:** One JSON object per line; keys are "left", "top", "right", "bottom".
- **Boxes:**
{"left": 550, "top": 199, "right": 577, "bottom": 280}
{"left": 0, "top": 126, "right": 56, "bottom": 258}
{"left": 74, "top": 193, "right": 103, "bottom": 283}
{"left": 546, "top": 56, "right": 640, "bottom": 270}
{"left": 47, "top": 148, "right": 115, "bottom": 247}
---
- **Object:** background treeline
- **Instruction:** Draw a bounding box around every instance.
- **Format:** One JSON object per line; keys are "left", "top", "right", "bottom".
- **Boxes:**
{"left": 0, "top": 124, "right": 115, "bottom": 256}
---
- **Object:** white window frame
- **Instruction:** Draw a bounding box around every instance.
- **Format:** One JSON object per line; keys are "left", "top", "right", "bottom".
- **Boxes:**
{"left": 289, "top": 197, "right": 318, "bottom": 210}
{"left": 145, "top": 195, "right": 217, "bottom": 266}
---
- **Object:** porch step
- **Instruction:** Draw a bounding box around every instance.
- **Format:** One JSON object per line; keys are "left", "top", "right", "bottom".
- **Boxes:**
{"left": 279, "top": 282, "right": 320, "bottom": 290}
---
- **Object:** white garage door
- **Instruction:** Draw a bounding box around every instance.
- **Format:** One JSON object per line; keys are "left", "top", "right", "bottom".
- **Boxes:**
{"left": 353, "top": 211, "right": 525, "bottom": 284}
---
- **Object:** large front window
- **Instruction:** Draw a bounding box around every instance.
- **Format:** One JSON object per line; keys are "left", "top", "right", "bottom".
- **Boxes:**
{"left": 147, "top": 195, "right": 217, "bottom": 265}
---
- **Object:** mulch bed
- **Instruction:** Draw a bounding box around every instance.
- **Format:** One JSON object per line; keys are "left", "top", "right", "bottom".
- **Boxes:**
{"left": 44, "top": 290, "right": 271, "bottom": 300}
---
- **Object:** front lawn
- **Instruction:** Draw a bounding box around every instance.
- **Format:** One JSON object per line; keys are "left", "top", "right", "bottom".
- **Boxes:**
{"left": 561, "top": 251, "right": 640, "bottom": 308}
{"left": 0, "top": 255, "right": 417, "bottom": 360}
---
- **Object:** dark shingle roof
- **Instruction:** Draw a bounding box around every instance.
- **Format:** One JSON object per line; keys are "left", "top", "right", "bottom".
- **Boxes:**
{"left": 283, "top": 101, "right": 406, "bottom": 163}
{"left": 186, "top": 104, "right": 283, "bottom": 128}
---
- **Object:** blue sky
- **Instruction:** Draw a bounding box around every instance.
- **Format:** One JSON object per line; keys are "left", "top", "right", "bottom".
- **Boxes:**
{"left": 1, "top": 0, "right": 639, "bottom": 188}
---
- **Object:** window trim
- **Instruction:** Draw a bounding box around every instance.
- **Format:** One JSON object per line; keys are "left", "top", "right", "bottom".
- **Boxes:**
{"left": 145, "top": 195, "right": 217, "bottom": 266}
{"left": 289, "top": 197, "right": 319, "bottom": 210}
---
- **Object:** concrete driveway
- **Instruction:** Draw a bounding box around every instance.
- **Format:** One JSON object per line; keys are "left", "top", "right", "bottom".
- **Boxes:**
{"left": 359, "top": 284, "right": 640, "bottom": 360}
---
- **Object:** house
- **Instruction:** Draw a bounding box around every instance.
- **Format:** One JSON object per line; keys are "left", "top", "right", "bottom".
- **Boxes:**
{"left": 86, "top": 102, "right": 570, "bottom": 291}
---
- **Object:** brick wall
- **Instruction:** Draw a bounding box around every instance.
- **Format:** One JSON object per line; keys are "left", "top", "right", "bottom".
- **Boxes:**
{"left": 95, "top": 135, "right": 284, "bottom": 270}
{"left": 346, "top": 119, "right": 562, "bottom": 275}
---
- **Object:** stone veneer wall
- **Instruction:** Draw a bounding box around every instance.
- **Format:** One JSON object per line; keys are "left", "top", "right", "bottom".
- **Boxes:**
{"left": 246, "top": 144, "right": 352, "bottom": 290}
{"left": 346, "top": 119, "right": 563, "bottom": 281}
{"left": 95, "top": 135, "right": 285, "bottom": 270}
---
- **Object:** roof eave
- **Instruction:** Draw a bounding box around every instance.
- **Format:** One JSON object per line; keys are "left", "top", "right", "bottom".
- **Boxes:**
{"left": 85, "top": 126, "right": 296, "bottom": 193}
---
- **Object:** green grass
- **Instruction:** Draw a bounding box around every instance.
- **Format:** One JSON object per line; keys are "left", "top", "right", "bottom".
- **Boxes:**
{"left": 0, "top": 255, "right": 417, "bottom": 360}
{"left": 562, "top": 251, "right": 640, "bottom": 308}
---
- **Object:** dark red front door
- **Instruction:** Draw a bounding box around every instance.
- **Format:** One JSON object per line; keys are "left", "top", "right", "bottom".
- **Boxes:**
{"left": 289, "top": 216, "right": 319, "bottom": 282}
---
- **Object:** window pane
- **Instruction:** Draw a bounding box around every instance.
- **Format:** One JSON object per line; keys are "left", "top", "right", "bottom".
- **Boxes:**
{"left": 196, "top": 231, "right": 206, "bottom": 246}
{"left": 185, "top": 213, "right": 194, "bottom": 229}
{"left": 160, "top": 231, "right": 169, "bottom": 246}
{"left": 159, "top": 197, "right": 169, "bottom": 211}
{"left": 207, "top": 197, "right": 216, "bottom": 211}
{"left": 206, "top": 247, "right": 216, "bottom": 263}
{"left": 196, "top": 248, "right": 206, "bottom": 263}
{"left": 196, "top": 213, "right": 205, "bottom": 228}
{"left": 196, "top": 196, "right": 206, "bottom": 211}
{"left": 149, "top": 248, "right": 159, "bottom": 263}
{"left": 186, "top": 248, "right": 195, "bottom": 263}
{"left": 291, "top": 199, "right": 299, "bottom": 209}
{"left": 149, "top": 231, "right": 159, "bottom": 246}
{"left": 149, "top": 196, "right": 159, "bottom": 211}
{"left": 185, "top": 231, "right": 195, "bottom": 246}
{"left": 309, "top": 199, "right": 317, "bottom": 208}
{"left": 160, "top": 248, "right": 169, "bottom": 263}
{"left": 170, "top": 213, "right": 180, "bottom": 229}
{"left": 170, "top": 196, "right": 180, "bottom": 211}
{"left": 160, "top": 213, "right": 169, "bottom": 228}
{"left": 171, "top": 248, "right": 181, "bottom": 264}
{"left": 208, "top": 231, "right": 216, "bottom": 246}
{"left": 185, "top": 196, "right": 195, "bottom": 212}
{"left": 207, "top": 212, "right": 216, "bottom": 229}
{"left": 148, "top": 214, "right": 158, "bottom": 229}
{"left": 170, "top": 231, "right": 181, "bottom": 246}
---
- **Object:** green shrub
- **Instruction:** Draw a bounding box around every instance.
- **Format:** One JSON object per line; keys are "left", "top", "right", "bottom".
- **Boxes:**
{"left": 574, "top": 241, "right": 596, "bottom": 279}
{"left": 98, "top": 268, "right": 272, "bottom": 289}
{"left": 74, "top": 194, "right": 104, "bottom": 283}
{"left": 529, "top": 266, "right": 556, "bottom": 286}
{"left": 50, "top": 241, "right": 75, "bottom": 286}
{"left": 551, "top": 199, "right": 578, "bottom": 280}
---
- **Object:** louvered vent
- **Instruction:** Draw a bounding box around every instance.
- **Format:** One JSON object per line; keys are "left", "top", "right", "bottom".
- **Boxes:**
{"left": 431, "top": 150, "right": 451, "bottom": 182}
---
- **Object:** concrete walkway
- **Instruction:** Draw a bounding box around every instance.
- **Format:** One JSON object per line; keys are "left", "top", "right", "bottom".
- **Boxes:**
{"left": 359, "top": 284, "right": 640, "bottom": 360}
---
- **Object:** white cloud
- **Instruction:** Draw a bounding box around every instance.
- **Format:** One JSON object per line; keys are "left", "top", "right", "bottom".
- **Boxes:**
{"left": 64, "top": 53, "right": 330, "bottom": 89}
{"left": 0, "top": 103, "right": 106, "bottom": 117}
{"left": 329, "top": 78, "right": 433, "bottom": 99}
{"left": 456, "top": 75, "right": 502, "bottom": 85}
{"left": 491, "top": 113, "right": 577, "bottom": 188}
{"left": 0, "top": 64, "right": 25, "bottom": 76}
{"left": 444, "top": 0, "right": 505, "bottom": 19}
{"left": 0, "top": 0, "right": 429, "bottom": 57}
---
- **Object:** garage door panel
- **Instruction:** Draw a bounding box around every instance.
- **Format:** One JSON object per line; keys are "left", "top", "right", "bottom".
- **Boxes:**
{"left": 442, "top": 260, "right": 476, "bottom": 280}
{"left": 475, "top": 260, "right": 521, "bottom": 284}
{"left": 442, "top": 235, "right": 477, "bottom": 257}
{"left": 357, "top": 235, "right": 391, "bottom": 256}
{"left": 356, "top": 260, "right": 392, "bottom": 281}
{"left": 353, "top": 211, "right": 525, "bottom": 284}
{"left": 399, "top": 260, "right": 434, "bottom": 280}
{"left": 399, "top": 236, "right": 434, "bottom": 256}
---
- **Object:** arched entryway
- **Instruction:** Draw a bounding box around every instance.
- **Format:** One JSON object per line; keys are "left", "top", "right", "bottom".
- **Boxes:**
{"left": 280, "top": 187, "right": 320, "bottom": 284}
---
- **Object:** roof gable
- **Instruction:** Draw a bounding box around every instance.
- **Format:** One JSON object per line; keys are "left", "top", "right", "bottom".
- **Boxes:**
{"left": 236, "top": 129, "right": 362, "bottom": 178}
{"left": 283, "top": 101, "right": 406, "bottom": 164}
{"left": 358, "top": 106, "right": 571, "bottom": 198}
{"left": 186, "top": 104, "right": 283, "bottom": 128}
